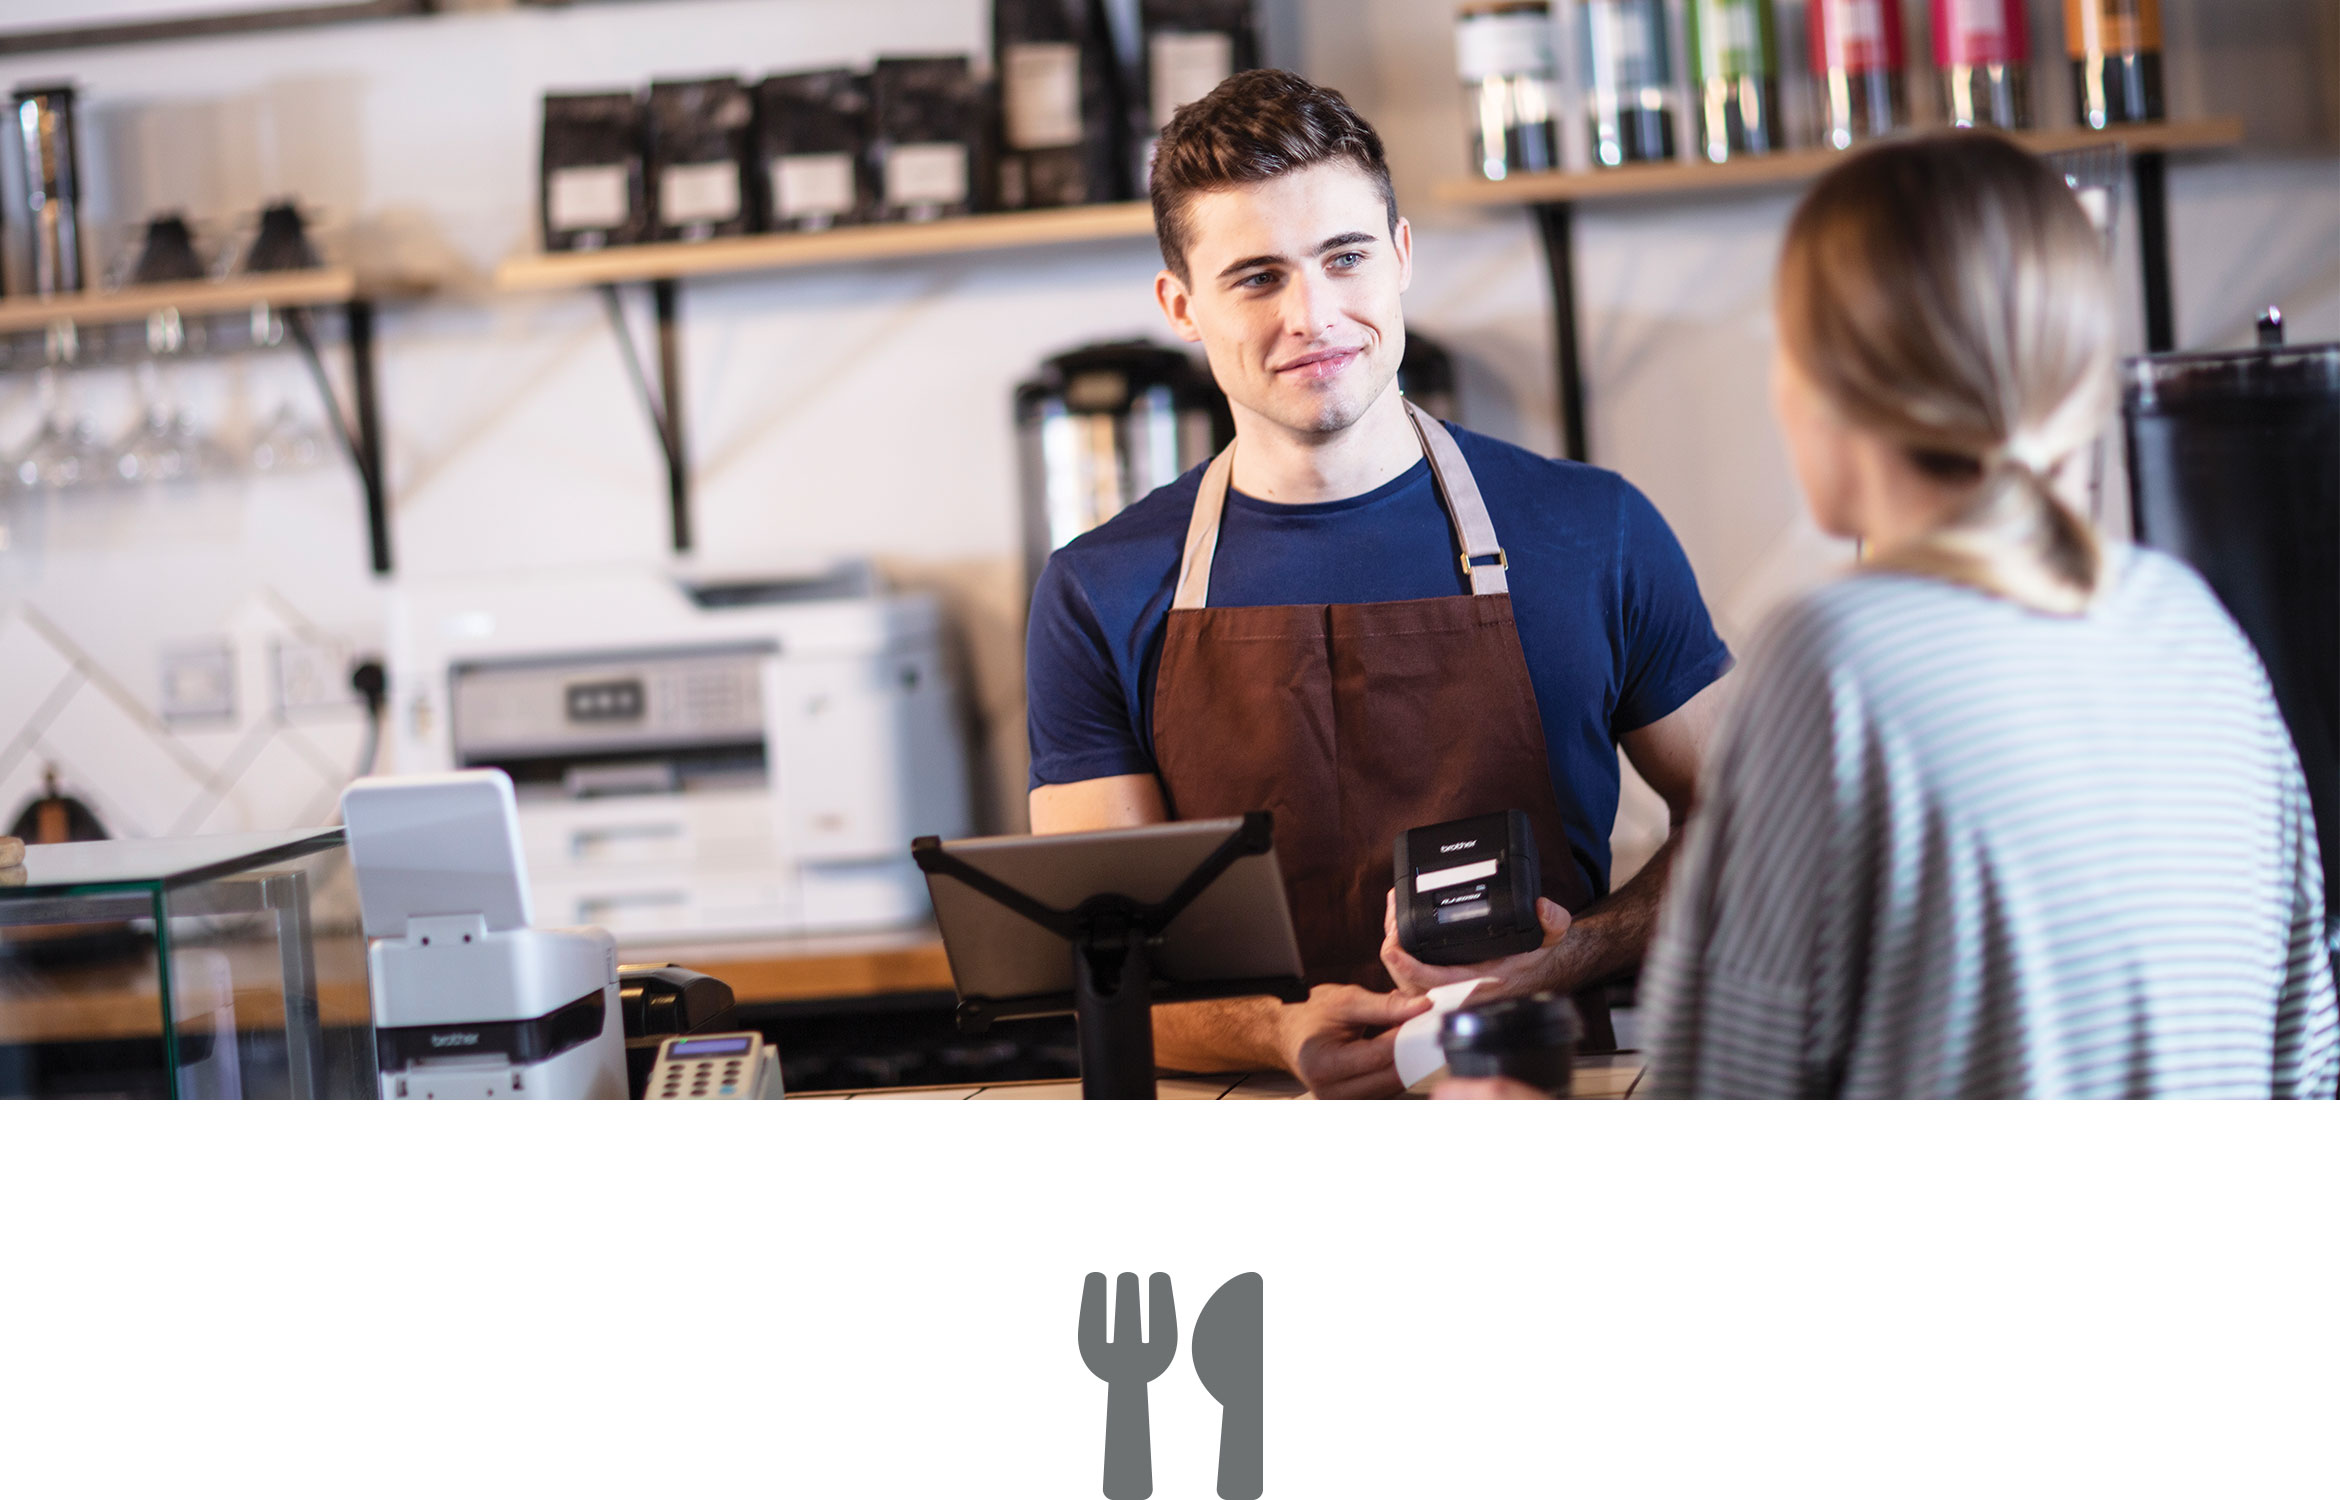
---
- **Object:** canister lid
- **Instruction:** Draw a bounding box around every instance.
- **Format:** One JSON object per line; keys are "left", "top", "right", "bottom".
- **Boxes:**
{"left": 1440, "top": 992, "right": 1580, "bottom": 1053}
{"left": 2123, "top": 344, "right": 2340, "bottom": 411}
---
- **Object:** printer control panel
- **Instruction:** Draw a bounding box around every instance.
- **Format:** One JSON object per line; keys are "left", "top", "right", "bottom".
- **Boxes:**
{"left": 452, "top": 646, "right": 768, "bottom": 762}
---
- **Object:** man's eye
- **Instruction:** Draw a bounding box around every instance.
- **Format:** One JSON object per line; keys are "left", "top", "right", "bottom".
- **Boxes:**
{"left": 1329, "top": 252, "right": 1365, "bottom": 270}
{"left": 1240, "top": 272, "right": 1278, "bottom": 289}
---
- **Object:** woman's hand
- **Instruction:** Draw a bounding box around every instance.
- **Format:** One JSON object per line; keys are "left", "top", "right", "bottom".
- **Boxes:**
{"left": 1432, "top": 1075, "right": 1554, "bottom": 1100}
{"left": 1380, "top": 889, "right": 1571, "bottom": 999}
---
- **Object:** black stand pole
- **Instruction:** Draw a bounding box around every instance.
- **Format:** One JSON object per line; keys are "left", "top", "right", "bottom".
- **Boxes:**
{"left": 913, "top": 814, "right": 1304, "bottom": 1100}
{"left": 1072, "top": 913, "right": 1158, "bottom": 1099}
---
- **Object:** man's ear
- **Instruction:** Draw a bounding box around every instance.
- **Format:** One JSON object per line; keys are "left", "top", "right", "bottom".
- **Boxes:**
{"left": 1394, "top": 215, "right": 1414, "bottom": 296}
{"left": 1154, "top": 268, "right": 1202, "bottom": 345}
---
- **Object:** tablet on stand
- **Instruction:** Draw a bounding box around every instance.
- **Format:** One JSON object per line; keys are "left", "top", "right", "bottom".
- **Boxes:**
{"left": 913, "top": 813, "right": 1307, "bottom": 1099}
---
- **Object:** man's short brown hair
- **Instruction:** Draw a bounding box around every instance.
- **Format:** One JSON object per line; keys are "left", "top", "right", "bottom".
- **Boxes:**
{"left": 1149, "top": 68, "right": 1398, "bottom": 283}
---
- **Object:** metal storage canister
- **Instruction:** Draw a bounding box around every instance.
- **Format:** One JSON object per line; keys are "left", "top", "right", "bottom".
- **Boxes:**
{"left": 2067, "top": 0, "right": 2162, "bottom": 128}
{"left": 1016, "top": 342, "right": 1230, "bottom": 593}
{"left": 1933, "top": 0, "right": 2032, "bottom": 129}
{"left": 13, "top": 82, "right": 84, "bottom": 295}
{"left": 1810, "top": 0, "right": 1908, "bottom": 149}
{"left": 2123, "top": 332, "right": 2340, "bottom": 903}
{"left": 1577, "top": 0, "right": 1677, "bottom": 168}
{"left": 1684, "top": 0, "right": 1780, "bottom": 162}
{"left": 1457, "top": 2, "right": 1562, "bottom": 181}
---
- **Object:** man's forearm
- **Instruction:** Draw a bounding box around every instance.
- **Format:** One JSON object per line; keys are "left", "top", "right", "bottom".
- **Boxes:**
{"left": 1540, "top": 835, "right": 1682, "bottom": 993}
{"left": 1152, "top": 996, "right": 1288, "bottom": 1074}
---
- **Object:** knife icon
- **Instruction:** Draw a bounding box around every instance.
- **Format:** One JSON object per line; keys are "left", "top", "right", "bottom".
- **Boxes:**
{"left": 1192, "top": 1272, "right": 1264, "bottom": 1499}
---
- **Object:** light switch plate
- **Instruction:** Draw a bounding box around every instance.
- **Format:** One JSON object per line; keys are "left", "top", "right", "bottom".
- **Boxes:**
{"left": 272, "top": 638, "right": 349, "bottom": 716}
{"left": 160, "top": 640, "right": 236, "bottom": 723}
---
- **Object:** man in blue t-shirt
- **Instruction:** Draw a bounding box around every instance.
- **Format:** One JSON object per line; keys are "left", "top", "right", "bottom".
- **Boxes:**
{"left": 1026, "top": 71, "right": 1732, "bottom": 1097}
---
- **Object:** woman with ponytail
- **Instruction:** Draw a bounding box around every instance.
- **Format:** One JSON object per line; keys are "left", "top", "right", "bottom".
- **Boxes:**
{"left": 1627, "top": 134, "right": 2337, "bottom": 1097}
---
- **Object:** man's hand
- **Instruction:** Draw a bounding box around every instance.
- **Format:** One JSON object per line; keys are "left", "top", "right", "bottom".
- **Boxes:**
{"left": 1432, "top": 1075, "right": 1554, "bottom": 1100}
{"left": 1379, "top": 889, "right": 1571, "bottom": 1000}
{"left": 0, "top": 835, "right": 22, "bottom": 887}
{"left": 1275, "top": 984, "right": 1432, "bottom": 1099}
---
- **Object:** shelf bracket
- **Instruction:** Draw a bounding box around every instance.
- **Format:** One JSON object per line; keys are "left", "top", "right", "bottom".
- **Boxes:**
{"left": 1531, "top": 202, "right": 1590, "bottom": 464}
{"left": 286, "top": 299, "right": 393, "bottom": 574}
{"left": 2132, "top": 150, "right": 2175, "bottom": 352}
{"left": 600, "top": 279, "right": 691, "bottom": 552}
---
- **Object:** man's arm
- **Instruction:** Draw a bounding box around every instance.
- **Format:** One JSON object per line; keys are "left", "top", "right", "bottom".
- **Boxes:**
{"left": 1544, "top": 680, "right": 1726, "bottom": 990}
{"left": 1029, "top": 776, "right": 1425, "bottom": 1092}
{"left": 1381, "top": 680, "right": 1728, "bottom": 998}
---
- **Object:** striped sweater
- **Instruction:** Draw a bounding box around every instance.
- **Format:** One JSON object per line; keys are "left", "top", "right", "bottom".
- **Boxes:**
{"left": 1641, "top": 546, "right": 2338, "bottom": 1099}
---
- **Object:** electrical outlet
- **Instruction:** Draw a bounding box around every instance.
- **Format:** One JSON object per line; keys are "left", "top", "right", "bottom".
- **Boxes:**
{"left": 160, "top": 641, "right": 237, "bottom": 723}
{"left": 272, "top": 638, "right": 350, "bottom": 716}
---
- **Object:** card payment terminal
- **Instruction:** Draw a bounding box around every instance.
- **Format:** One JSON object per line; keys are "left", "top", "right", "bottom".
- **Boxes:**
{"left": 645, "top": 1033, "right": 783, "bottom": 1100}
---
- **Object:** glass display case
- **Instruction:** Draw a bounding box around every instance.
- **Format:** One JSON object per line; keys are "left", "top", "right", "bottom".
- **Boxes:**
{"left": 0, "top": 830, "right": 374, "bottom": 1099}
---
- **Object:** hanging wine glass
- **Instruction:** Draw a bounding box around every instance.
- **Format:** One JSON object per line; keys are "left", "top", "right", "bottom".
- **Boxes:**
{"left": 244, "top": 303, "right": 327, "bottom": 475}
{"left": 12, "top": 326, "right": 105, "bottom": 493}
{"left": 110, "top": 308, "right": 227, "bottom": 487}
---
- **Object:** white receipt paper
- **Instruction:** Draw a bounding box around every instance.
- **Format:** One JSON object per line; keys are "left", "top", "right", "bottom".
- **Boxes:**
{"left": 1393, "top": 978, "right": 1493, "bottom": 1090}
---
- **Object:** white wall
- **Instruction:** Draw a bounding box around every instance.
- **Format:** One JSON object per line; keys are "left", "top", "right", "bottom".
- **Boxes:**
{"left": 0, "top": 0, "right": 2332, "bottom": 863}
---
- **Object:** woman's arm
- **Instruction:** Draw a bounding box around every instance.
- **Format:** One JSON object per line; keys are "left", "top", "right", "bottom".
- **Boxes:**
{"left": 1638, "top": 615, "right": 1850, "bottom": 1099}
{"left": 2271, "top": 774, "right": 2340, "bottom": 1099}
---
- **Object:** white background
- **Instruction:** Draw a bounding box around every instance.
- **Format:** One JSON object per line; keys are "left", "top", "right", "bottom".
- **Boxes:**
{"left": 1, "top": 1103, "right": 2334, "bottom": 1497}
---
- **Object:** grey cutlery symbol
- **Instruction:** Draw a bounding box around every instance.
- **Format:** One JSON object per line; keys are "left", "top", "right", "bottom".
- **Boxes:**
{"left": 1079, "top": 1271, "right": 1178, "bottom": 1500}
{"left": 1193, "top": 1272, "right": 1265, "bottom": 1499}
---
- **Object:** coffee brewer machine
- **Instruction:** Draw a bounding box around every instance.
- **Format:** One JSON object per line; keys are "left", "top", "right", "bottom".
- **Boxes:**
{"left": 1013, "top": 335, "right": 1459, "bottom": 592}
{"left": 1015, "top": 341, "right": 1230, "bottom": 591}
{"left": 2124, "top": 316, "right": 2339, "bottom": 906}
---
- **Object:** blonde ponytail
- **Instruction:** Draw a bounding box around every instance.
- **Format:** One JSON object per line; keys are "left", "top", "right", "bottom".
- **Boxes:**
{"left": 1777, "top": 133, "right": 2120, "bottom": 615}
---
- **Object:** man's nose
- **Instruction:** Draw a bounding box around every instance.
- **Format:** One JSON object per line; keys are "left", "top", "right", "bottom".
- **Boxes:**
{"left": 1279, "top": 269, "right": 1340, "bottom": 341}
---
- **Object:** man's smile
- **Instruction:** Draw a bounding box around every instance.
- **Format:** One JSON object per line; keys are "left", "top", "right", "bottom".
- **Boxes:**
{"left": 1273, "top": 346, "right": 1365, "bottom": 381}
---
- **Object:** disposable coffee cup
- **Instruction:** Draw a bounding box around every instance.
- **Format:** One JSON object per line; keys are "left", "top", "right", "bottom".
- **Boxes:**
{"left": 1439, "top": 992, "right": 1579, "bottom": 1097}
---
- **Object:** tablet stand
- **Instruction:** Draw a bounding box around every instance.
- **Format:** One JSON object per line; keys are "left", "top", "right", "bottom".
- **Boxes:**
{"left": 911, "top": 813, "right": 1308, "bottom": 1099}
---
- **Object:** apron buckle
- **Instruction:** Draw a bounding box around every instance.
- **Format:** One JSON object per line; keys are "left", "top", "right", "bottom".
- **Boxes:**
{"left": 1461, "top": 547, "right": 1508, "bottom": 574}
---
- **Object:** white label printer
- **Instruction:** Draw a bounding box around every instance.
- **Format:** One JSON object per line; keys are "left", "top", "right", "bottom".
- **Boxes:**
{"left": 343, "top": 770, "right": 630, "bottom": 1100}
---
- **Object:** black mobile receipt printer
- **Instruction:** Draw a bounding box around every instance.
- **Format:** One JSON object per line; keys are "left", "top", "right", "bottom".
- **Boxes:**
{"left": 1392, "top": 810, "right": 1544, "bottom": 965}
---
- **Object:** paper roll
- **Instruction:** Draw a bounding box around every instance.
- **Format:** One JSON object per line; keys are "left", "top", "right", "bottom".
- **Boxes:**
{"left": 1393, "top": 978, "right": 1493, "bottom": 1090}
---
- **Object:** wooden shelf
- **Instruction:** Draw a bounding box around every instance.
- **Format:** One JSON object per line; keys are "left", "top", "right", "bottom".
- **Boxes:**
{"left": 1435, "top": 117, "right": 2247, "bottom": 209}
{"left": 495, "top": 200, "right": 1158, "bottom": 293}
{"left": 0, "top": 267, "right": 362, "bottom": 336}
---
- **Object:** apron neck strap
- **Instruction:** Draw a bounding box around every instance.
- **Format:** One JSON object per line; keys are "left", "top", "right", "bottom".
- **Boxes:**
{"left": 1170, "top": 400, "right": 1509, "bottom": 611}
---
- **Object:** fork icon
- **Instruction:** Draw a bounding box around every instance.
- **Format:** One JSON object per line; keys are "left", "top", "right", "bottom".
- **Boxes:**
{"left": 1078, "top": 1272, "right": 1178, "bottom": 1499}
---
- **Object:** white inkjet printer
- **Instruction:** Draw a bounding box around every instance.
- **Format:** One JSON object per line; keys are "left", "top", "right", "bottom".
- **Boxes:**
{"left": 342, "top": 769, "right": 630, "bottom": 1100}
{"left": 386, "top": 563, "right": 971, "bottom": 943}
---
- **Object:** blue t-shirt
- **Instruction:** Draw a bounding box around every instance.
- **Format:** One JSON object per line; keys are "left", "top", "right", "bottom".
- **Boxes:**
{"left": 1025, "top": 423, "right": 1732, "bottom": 899}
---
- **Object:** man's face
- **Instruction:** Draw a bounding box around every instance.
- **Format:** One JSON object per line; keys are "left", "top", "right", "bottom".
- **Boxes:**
{"left": 1156, "top": 162, "right": 1412, "bottom": 440}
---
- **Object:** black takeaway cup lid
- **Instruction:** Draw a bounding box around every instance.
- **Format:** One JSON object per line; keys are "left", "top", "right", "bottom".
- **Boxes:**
{"left": 1440, "top": 993, "right": 1580, "bottom": 1095}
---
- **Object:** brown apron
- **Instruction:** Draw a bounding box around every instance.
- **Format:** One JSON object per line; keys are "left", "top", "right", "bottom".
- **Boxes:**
{"left": 1151, "top": 401, "right": 1593, "bottom": 989}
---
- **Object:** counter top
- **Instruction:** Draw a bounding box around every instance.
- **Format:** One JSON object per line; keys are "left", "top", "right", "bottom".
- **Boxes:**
{"left": 795, "top": 1055, "right": 1645, "bottom": 1100}
{"left": 622, "top": 926, "right": 952, "bottom": 1005}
